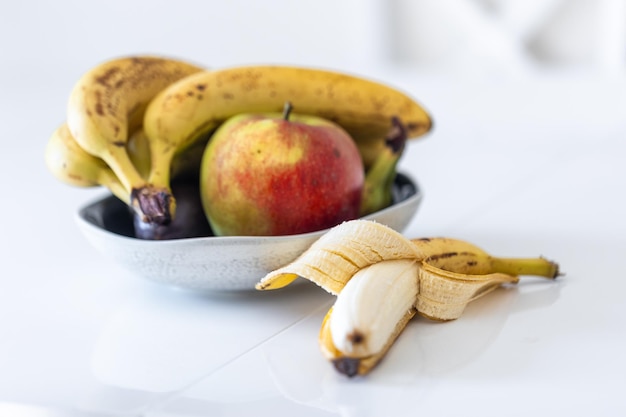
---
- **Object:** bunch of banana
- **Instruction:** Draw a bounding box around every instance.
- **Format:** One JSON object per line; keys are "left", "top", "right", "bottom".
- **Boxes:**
{"left": 57, "top": 55, "right": 205, "bottom": 224}
{"left": 256, "top": 220, "right": 560, "bottom": 377}
{"left": 47, "top": 56, "right": 432, "bottom": 236}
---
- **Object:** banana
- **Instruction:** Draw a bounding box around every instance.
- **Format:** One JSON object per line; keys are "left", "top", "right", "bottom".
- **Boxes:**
{"left": 66, "top": 55, "right": 204, "bottom": 224}
{"left": 318, "top": 260, "right": 535, "bottom": 377}
{"left": 323, "top": 259, "right": 418, "bottom": 377}
{"left": 126, "top": 126, "right": 211, "bottom": 182}
{"left": 255, "top": 220, "right": 422, "bottom": 294}
{"left": 319, "top": 305, "right": 416, "bottom": 377}
{"left": 46, "top": 122, "right": 209, "bottom": 209}
{"left": 257, "top": 219, "right": 560, "bottom": 376}
{"left": 329, "top": 259, "right": 418, "bottom": 357}
{"left": 143, "top": 65, "right": 433, "bottom": 194}
{"left": 126, "top": 125, "right": 152, "bottom": 180}
{"left": 412, "top": 237, "right": 559, "bottom": 279}
{"left": 45, "top": 124, "right": 128, "bottom": 203}
{"left": 359, "top": 116, "right": 407, "bottom": 216}
{"left": 412, "top": 241, "right": 558, "bottom": 321}
{"left": 415, "top": 263, "right": 520, "bottom": 322}
{"left": 256, "top": 220, "right": 559, "bottom": 294}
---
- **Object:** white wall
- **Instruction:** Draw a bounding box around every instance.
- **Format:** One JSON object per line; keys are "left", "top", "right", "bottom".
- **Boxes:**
{"left": 386, "top": 0, "right": 626, "bottom": 76}
{"left": 0, "top": 0, "right": 388, "bottom": 85}
{"left": 0, "top": 0, "right": 624, "bottom": 156}
{"left": 2, "top": 0, "right": 624, "bottom": 88}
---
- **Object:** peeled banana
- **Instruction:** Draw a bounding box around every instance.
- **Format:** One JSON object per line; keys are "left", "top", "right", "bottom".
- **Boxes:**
{"left": 322, "top": 259, "right": 418, "bottom": 377}
{"left": 257, "top": 219, "right": 560, "bottom": 377}
{"left": 66, "top": 55, "right": 204, "bottom": 224}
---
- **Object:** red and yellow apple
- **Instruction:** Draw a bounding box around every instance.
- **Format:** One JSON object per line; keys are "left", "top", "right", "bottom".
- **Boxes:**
{"left": 200, "top": 104, "right": 365, "bottom": 236}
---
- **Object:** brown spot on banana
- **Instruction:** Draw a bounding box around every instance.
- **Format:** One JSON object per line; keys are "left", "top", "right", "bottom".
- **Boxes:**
{"left": 95, "top": 66, "right": 121, "bottom": 87}
{"left": 427, "top": 251, "right": 478, "bottom": 261}
{"left": 347, "top": 330, "right": 366, "bottom": 345}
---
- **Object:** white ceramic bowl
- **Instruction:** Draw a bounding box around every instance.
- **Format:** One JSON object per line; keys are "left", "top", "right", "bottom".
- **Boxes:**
{"left": 76, "top": 173, "right": 422, "bottom": 292}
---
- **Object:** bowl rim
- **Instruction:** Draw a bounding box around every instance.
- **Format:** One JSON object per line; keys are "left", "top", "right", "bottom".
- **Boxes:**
{"left": 76, "top": 172, "right": 422, "bottom": 246}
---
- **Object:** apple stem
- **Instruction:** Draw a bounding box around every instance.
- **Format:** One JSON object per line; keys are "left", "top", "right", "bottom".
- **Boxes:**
{"left": 282, "top": 101, "right": 293, "bottom": 121}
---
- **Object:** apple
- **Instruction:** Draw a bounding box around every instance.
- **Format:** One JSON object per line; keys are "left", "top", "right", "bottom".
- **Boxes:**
{"left": 200, "top": 103, "right": 365, "bottom": 236}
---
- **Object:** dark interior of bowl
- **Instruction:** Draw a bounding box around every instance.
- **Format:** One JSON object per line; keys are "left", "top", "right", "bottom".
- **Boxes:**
{"left": 79, "top": 173, "right": 419, "bottom": 239}
{"left": 80, "top": 193, "right": 137, "bottom": 237}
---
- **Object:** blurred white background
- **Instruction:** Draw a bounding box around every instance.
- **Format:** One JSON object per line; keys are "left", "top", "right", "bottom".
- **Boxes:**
{"left": 389, "top": 0, "right": 626, "bottom": 75}
{"left": 0, "top": 2, "right": 625, "bottom": 414}
{"left": 0, "top": 0, "right": 623, "bottom": 171}
{"left": 0, "top": 0, "right": 623, "bottom": 127}
{"left": 1, "top": 0, "right": 624, "bottom": 84}
{"left": 0, "top": 0, "right": 624, "bottom": 152}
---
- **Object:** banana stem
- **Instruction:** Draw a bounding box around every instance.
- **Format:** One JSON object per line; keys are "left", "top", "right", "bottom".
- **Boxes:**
{"left": 102, "top": 146, "right": 146, "bottom": 193}
{"left": 99, "top": 170, "right": 131, "bottom": 205}
{"left": 131, "top": 186, "right": 175, "bottom": 225}
{"left": 103, "top": 147, "right": 176, "bottom": 224}
{"left": 490, "top": 257, "right": 560, "bottom": 279}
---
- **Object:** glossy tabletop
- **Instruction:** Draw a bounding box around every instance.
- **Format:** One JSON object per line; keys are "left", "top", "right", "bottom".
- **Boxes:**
{"left": 1, "top": 70, "right": 625, "bottom": 416}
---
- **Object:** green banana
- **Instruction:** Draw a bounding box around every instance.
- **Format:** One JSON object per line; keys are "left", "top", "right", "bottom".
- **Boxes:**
{"left": 359, "top": 116, "right": 407, "bottom": 216}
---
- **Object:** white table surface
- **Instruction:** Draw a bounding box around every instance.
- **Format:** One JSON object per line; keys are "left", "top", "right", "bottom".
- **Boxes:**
{"left": 1, "top": 68, "right": 625, "bottom": 417}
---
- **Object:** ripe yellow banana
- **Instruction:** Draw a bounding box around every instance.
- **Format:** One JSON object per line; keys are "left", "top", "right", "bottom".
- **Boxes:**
{"left": 143, "top": 65, "right": 433, "bottom": 194}
{"left": 45, "top": 124, "right": 128, "bottom": 203}
{"left": 66, "top": 55, "right": 204, "bottom": 224}
{"left": 46, "top": 122, "right": 209, "bottom": 210}
{"left": 126, "top": 125, "right": 151, "bottom": 180}
{"left": 412, "top": 237, "right": 559, "bottom": 279}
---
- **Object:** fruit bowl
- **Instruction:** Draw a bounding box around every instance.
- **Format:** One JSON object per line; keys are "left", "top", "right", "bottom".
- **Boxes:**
{"left": 75, "top": 173, "right": 422, "bottom": 292}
